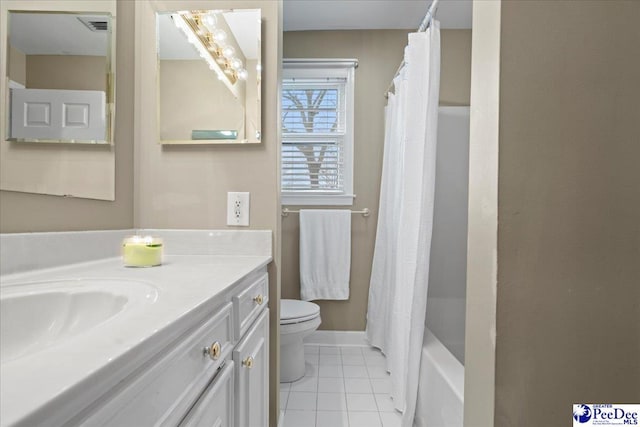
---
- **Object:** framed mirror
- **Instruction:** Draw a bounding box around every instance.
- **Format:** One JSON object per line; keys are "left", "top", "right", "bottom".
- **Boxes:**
{"left": 0, "top": 1, "right": 116, "bottom": 201}
{"left": 157, "top": 9, "right": 261, "bottom": 144}
{"left": 5, "top": 11, "right": 115, "bottom": 144}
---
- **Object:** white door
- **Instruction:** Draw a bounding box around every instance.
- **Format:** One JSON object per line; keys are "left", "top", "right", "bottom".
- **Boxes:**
{"left": 11, "top": 88, "right": 106, "bottom": 141}
{"left": 233, "top": 309, "right": 269, "bottom": 427}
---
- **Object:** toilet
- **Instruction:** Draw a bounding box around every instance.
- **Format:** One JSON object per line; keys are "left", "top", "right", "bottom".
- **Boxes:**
{"left": 280, "top": 299, "right": 321, "bottom": 382}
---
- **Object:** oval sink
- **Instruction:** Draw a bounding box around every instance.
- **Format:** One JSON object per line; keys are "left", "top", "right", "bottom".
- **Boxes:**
{"left": 0, "top": 279, "right": 158, "bottom": 363}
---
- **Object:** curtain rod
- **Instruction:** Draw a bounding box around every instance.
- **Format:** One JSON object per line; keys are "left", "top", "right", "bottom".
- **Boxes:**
{"left": 283, "top": 58, "right": 359, "bottom": 69}
{"left": 281, "top": 208, "right": 370, "bottom": 217}
{"left": 384, "top": 0, "right": 440, "bottom": 98}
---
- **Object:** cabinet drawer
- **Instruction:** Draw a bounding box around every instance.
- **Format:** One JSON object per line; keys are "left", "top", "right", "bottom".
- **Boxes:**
{"left": 233, "top": 273, "right": 268, "bottom": 339}
{"left": 180, "top": 361, "right": 234, "bottom": 427}
{"left": 82, "top": 303, "right": 234, "bottom": 427}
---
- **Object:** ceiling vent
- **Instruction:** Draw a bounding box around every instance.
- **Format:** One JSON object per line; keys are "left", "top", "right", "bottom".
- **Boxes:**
{"left": 77, "top": 17, "right": 109, "bottom": 32}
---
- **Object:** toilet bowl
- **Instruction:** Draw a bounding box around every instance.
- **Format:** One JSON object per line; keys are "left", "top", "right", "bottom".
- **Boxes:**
{"left": 280, "top": 299, "right": 321, "bottom": 383}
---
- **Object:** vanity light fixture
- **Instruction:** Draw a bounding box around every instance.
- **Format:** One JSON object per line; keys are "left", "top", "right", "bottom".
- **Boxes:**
{"left": 212, "top": 28, "right": 228, "bottom": 42}
{"left": 171, "top": 11, "right": 246, "bottom": 96}
{"left": 237, "top": 69, "right": 249, "bottom": 81}
{"left": 230, "top": 57, "right": 243, "bottom": 70}
{"left": 203, "top": 13, "right": 217, "bottom": 27}
{"left": 222, "top": 45, "right": 236, "bottom": 59}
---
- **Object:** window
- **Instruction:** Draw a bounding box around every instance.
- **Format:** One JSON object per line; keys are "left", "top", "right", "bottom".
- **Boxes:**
{"left": 281, "top": 59, "right": 357, "bottom": 206}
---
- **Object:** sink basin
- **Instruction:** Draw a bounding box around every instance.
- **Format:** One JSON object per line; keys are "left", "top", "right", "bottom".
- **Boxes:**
{"left": 0, "top": 279, "right": 158, "bottom": 363}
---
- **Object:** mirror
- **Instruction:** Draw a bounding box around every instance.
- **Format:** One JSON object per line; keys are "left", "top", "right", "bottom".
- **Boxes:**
{"left": 157, "top": 9, "right": 261, "bottom": 144}
{"left": 5, "top": 11, "right": 114, "bottom": 144}
{"left": 0, "top": 3, "right": 116, "bottom": 201}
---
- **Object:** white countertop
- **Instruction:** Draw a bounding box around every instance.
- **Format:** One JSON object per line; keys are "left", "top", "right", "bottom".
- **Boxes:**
{"left": 0, "top": 254, "right": 271, "bottom": 427}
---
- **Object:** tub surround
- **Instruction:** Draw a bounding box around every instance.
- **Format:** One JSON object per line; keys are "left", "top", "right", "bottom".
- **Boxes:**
{"left": 0, "top": 229, "right": 271, "bottom": 426}
{"left": 414, "top": 329, "right": 464, "bottom": 427}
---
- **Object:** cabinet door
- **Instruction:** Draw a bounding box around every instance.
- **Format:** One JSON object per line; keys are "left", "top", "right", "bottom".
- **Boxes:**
{"left": 180, "top": 361, "right": 234, "bottom": 427}
{"left": 233, "top": 309, "right": 269, "bottom": 427}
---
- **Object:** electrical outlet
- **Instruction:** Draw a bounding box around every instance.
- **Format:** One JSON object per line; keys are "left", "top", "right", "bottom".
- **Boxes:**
{"left": 227, "top": 192, "right": 250, "bottom": 226}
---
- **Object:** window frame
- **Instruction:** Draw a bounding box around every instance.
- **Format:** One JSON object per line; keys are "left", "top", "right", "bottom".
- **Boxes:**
{"left": 281, "top": 59, "right": 357, "bottom": 206}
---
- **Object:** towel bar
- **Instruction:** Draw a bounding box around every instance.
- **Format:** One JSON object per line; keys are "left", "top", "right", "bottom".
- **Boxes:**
{"left": 281, "top": 208, "right": 370, "bottom": 217}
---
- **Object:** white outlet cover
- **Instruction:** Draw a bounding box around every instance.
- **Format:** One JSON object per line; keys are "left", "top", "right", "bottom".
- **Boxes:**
{"left": 227, "top": 192, "right": 250, "bottom": 226}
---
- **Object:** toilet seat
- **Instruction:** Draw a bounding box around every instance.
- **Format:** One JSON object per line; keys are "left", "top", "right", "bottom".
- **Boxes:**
{"left": 280, "top": 299, "right": 320, "bottom": 325}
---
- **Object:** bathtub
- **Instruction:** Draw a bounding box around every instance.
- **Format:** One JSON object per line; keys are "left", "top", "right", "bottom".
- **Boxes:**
{"left": 414, "top": 328, "right": 464, "bottom": 427}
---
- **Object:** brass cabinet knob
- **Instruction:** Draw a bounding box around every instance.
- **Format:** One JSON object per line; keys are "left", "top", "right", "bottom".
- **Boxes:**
{"left": 242, "top": 356, "right": 254, "bottom": 369}
{"left": 253, "top": 295, "right": 264, "bottom": 305}
{"left": 204, "top": 341, "right": 221, "bottom": 360}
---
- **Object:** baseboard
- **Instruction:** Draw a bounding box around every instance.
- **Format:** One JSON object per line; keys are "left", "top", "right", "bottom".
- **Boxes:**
{"left": 303, "top": 330, "right": 369, "bottom": 347}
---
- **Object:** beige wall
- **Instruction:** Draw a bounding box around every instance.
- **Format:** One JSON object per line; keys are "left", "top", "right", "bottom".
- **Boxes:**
{"left": 0, "top": 0, "right": 134, "bottom": 232}
{"left": 133, "top": 2, "right": 281, "bottom": 425}
{"left": 495, "top": 2, "right": 640, "bottom": 426}
{"left": 159, "top": 60, "right": 245, "bottom": 140}
{"left": 8, "top": 45, "right": 26, "bottom": 85}
{"left": 135, "top": 2, "right": 280, "bottom": 233}
{"left": 26, "top": 55, "right": 107, "bottom": 91}
{"left": 282, "top": 29, "right": 471, "bottom": 331}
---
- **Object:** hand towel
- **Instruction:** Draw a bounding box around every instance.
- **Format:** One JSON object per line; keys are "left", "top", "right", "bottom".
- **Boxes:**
{"left": 299, "top": 209, "right": 351, "bottom": 301}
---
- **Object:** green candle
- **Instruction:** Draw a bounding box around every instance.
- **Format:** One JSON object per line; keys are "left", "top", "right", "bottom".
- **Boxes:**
{"left": 122, "top": 236, "right": 163, "bottom": 267}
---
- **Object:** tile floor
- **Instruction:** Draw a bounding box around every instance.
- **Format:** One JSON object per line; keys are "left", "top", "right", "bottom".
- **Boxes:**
{"left": 280, "top": 344, "right": 402, "bottom": 427}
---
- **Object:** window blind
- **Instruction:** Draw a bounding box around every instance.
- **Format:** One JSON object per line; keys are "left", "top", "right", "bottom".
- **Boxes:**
{"left": 281, "top": 78, "right": 347, "bottom": 193}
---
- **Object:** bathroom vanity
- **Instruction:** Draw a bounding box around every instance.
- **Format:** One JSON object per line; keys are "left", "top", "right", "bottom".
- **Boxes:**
{"left": 0, "top": 230, "right": 272, "bottom": 427}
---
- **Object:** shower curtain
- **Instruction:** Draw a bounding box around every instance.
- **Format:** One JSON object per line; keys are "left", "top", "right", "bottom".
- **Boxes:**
{"left": 366, "top": 22, "right": 440, "bottom": 427}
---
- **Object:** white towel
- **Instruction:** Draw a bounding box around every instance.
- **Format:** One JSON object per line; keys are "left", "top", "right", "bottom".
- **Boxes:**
{"left": 299, "top": 209, "right": 351, "bottom": 301}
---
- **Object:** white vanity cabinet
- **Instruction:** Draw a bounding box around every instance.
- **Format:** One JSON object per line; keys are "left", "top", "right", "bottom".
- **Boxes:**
{"left": 80, "top": 303, "right": 235, "bottom": 427}
{"left": 76, "top": 270, "right": 269, "bottom": 427}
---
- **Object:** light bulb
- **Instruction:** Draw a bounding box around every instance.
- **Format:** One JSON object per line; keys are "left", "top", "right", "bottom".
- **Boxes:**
{"left": 230, "top": 58, "right": 243, "bottom": 70}
{"left": 237, "top": 69, "right": 248, "bottom": 80}
{"left": 222, "top": 46, "right": 235, "bottom": 59}
{"left": 212, "top": 29, "right": 227, "bottom": 42}
{"left": 203, "top": 14, "right": 217, "bottom": 28}
{"left": 256, "top": 63, "right": 262, "bottom": 72}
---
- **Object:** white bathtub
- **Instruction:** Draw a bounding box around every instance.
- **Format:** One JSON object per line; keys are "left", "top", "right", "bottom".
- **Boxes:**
{"left": 414, "top": 328, "right": 464, "bottom": 427}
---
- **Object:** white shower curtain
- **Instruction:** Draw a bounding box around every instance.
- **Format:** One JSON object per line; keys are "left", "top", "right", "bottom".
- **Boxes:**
{"left": 366, "top": 71, "right": 406, "bottom": 353}
{"left": 366, "top": 22, "right": 440, "bottom": 427}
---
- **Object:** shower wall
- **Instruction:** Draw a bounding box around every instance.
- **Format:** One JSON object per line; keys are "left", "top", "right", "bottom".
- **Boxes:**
{"left": 425, "top": 106, "right": 470, "bottom": 365}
